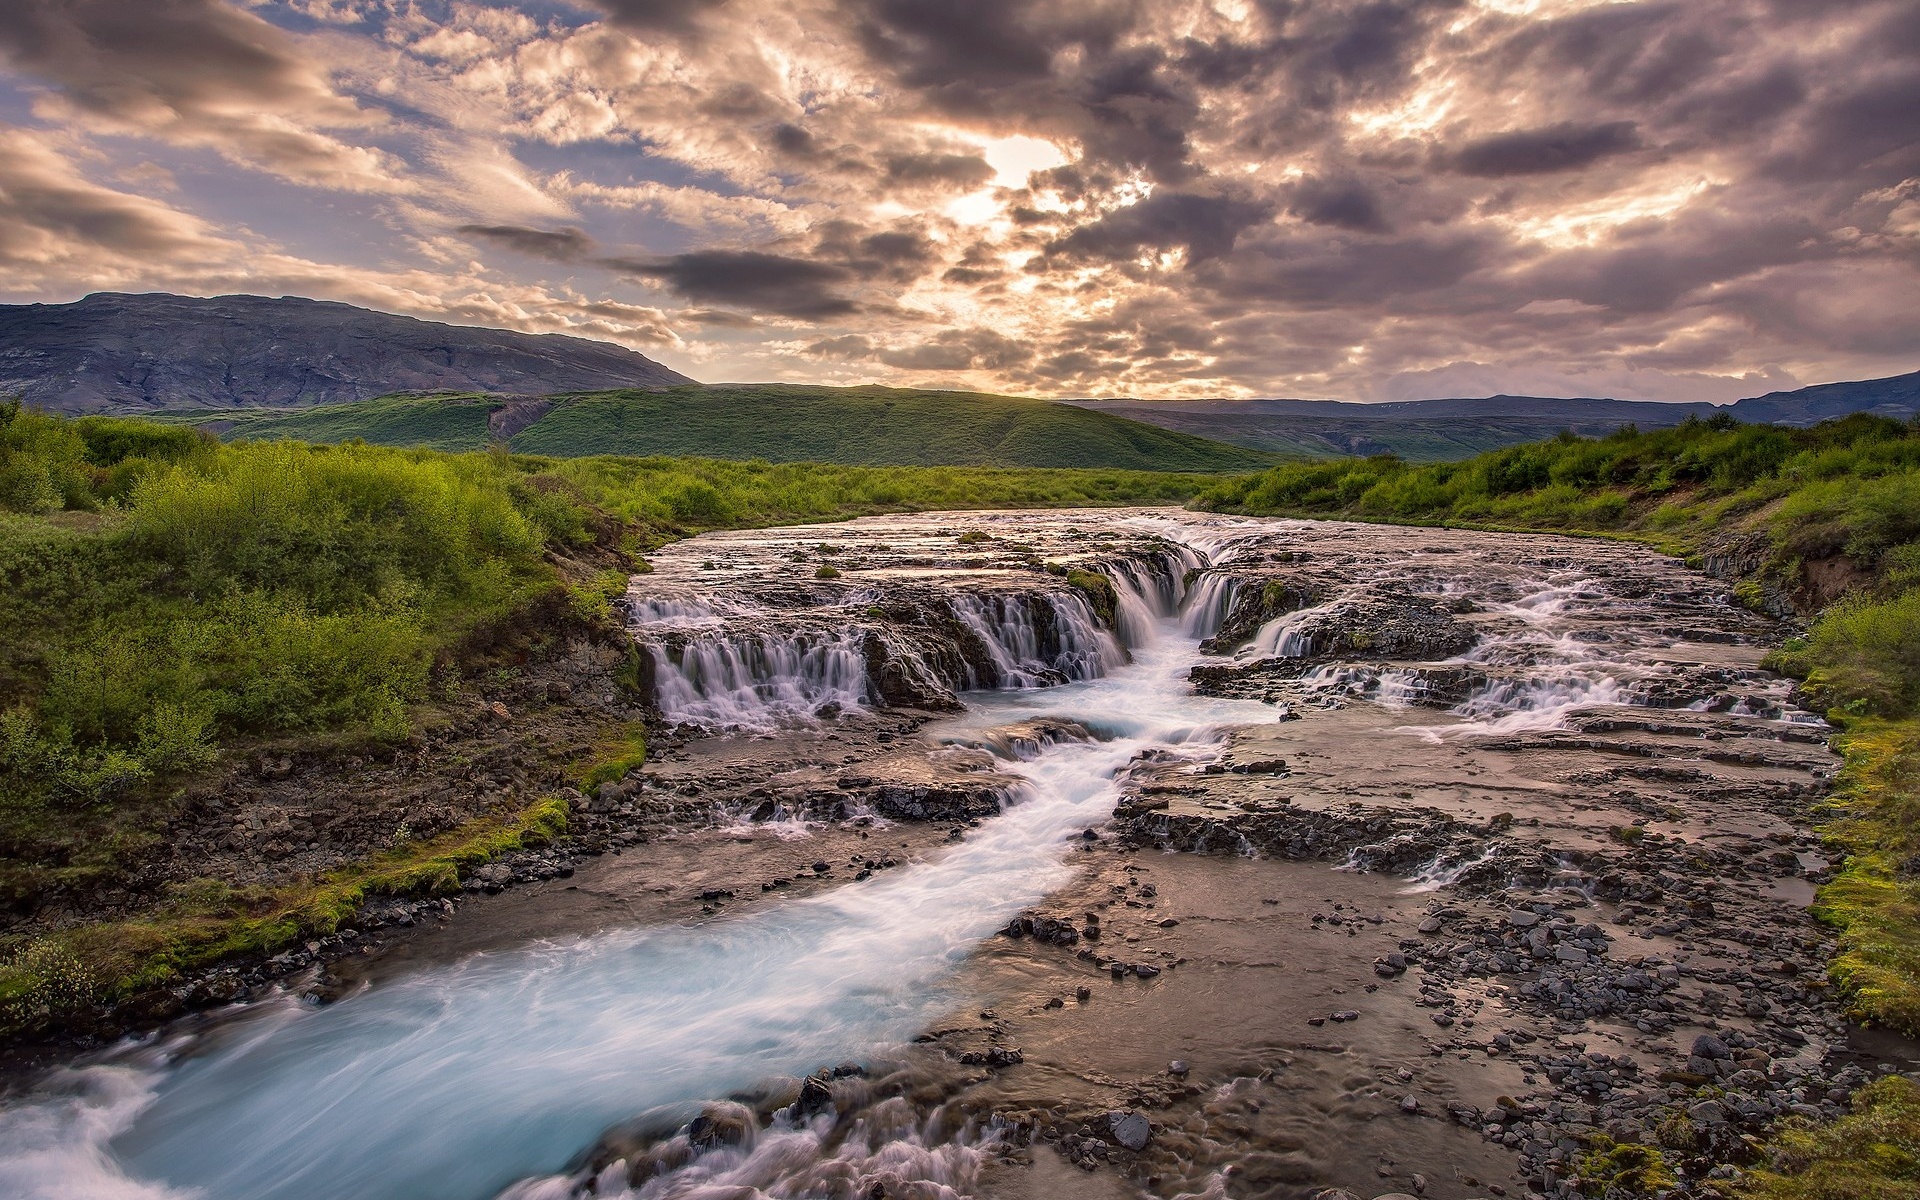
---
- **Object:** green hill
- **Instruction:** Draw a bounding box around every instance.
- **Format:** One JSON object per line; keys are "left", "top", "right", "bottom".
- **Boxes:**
{"left": 166, "top": 386, "right": 1275, "bottom": 472}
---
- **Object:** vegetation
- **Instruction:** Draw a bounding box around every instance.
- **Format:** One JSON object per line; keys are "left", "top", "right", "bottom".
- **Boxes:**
{"left": 1736, "top": 1076, "right": 1920, "bottom": 1200}
{"left": 576, "top": 722, "right": 648, "bottom": 791}
{"left": 161, "top": 385, "right": 1278, "bottom": 472}
{"left": 159, "top": 393, "right": 502, "bottom": 452}
{"left": 0, "top": 797, "right": 567, "bottom": 1032}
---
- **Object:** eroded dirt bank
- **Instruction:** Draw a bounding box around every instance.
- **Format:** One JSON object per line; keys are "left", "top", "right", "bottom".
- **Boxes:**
{"left": 0, "top": 509, "right": 1894, "bottom": 1200}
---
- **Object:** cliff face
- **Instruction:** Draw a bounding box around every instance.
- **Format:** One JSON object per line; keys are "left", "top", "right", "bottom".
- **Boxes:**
{"left": 0, "top": 292, "right": 695, "bottom": 412}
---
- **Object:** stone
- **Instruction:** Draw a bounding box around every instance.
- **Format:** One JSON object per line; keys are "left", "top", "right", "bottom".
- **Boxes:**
{"left": 797, "top": 1076, "right": 833, "bottom": 1117}
{"left": 1106, "top": 1111, "right": 1152, "bottom": 1151}
{"left": 1400, "top": 1095, "right": 1420, "bottom": 1114}
{"left": 1508, "top": 910, "right": 1541, "bottom": 929}
{"left": 1169, "top": 1060, "right": 1189, "bottom": 1076}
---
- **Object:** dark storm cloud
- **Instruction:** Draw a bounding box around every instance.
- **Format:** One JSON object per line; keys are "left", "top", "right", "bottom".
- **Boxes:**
{"left": 456, "top": 224, "right": 870, "bottom": 319}
{"left": 879, "top": 327, "right": 1033, "bottom": 371}
{"left": 457, "top": 224, "right": 596, "bottom": 260}
{"left": 882, "top": 152, "right": 995, "bottom": 187}
{"left": 1286, "top": 176, "right": 1390, "bottom": 233}
{"left": 1049, "top": 191, "right": 1275, "bottom": 265}
{"left": 1446, "top": 122, "right": 1643, "bottom": 177}
{"left": 592, "top": 0, "right": 734, "bottom": 34}
{"left": 615, "top": 250, "right": 859, "bottom": 318}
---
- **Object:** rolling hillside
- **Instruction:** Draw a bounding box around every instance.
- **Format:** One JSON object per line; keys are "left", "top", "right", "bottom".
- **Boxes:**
{"left": 176, "top": 386, "right": 1276, "bottom": 472}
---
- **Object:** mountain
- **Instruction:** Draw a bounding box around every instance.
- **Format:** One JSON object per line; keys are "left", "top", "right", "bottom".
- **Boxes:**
{"left": 1068, "top": 372, "right": 1917, "bottom": 461}
{"left": 1725, "top": 370, "right": 1920, "bottom": 425}
{"left": 175, "top": 386, "right": 1276, "bottom": 472}
{"left": 0, "top": 292, "right": 693, "bottom": 412}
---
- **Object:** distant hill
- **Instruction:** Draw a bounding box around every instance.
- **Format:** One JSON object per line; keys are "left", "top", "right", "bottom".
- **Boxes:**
{"left": 1063, "top": 396, "right": 1714, "bottom": 460}
{"left": 0, "top": 292, "right": 693, "bottom": 412}
{"left": 1068, "top": 373, "right": 1918, "bottom": 461}
{"left": 1726, "top": 370, "right": 1920, "bottom": 426}
{"left": 173, "top": 386, "right": 1276, "bottom": 472}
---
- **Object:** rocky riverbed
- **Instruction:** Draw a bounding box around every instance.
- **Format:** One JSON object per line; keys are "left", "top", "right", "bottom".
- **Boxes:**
{"left": 0, "top": 508, "right": 1902, "bottom": 1200}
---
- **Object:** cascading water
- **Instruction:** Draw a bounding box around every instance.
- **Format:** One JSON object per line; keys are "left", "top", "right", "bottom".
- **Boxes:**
{"left": 648, "top": 628, "right": 870, "bottom": 727}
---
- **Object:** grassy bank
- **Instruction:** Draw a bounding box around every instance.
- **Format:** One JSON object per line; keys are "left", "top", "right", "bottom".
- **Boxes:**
{"left": 0, "top": 400, "right": 1223, "bottom": 1027}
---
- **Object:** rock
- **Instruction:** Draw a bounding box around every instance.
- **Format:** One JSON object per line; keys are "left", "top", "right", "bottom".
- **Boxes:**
{"left": 687, "top": 1102, "right": 756, "bottom": 1149}
{"left": 1507, "top": 910, "right": 1541, "bottom": 929}
{"left": 1692, "top": 1033, "right": 1732, "bottom": 1060}
{"left": 796, "top": 1075, "right": 833, "bottom": 1117}
{"left": 1169, "top": 1059, "right": 1189, "bottom": 1076}
{"left": 1417, "top": 916, "right": 1444, "bottom": 933}
{"left": 1106, "top": 1111, "right": 1152, "bottom": 1151}
{"left": 1134, "top": 964, "right": 1161, "bottom": 978}
{"left": 1399, "top": 1095, "right": 1420, "bottom": 1114}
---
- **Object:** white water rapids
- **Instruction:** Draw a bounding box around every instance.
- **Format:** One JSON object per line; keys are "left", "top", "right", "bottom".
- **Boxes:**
{"left": 0, "top": 510, "right": 1787, "bottom": 1199}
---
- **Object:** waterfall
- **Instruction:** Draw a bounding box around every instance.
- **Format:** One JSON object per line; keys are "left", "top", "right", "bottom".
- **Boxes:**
{"left": 648, "top": 630, "right": 868, "bottom": 728}
{"left": 632, "top": 543, "right": 1206, "bottom": 729}
{"left": 1180, "top": 571, "right": 1239, "bottom": 639}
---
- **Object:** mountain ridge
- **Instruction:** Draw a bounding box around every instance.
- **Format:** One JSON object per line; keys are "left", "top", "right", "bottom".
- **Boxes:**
{"left": 0, "top": 292, "right": 693, "bottom": 412}
{"left": 1067, "top": 372, "right": 1919, "bottom": 461}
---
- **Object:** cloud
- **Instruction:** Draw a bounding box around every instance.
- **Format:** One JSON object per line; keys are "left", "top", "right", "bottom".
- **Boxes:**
{"left": 1050, "top": 191, "right": 1275, "bottom": 265}
{"left": 0, "top": 0, "right": 403, "bottom": 190}
{"left": 1446, "top": 121, "right": 1643, "bottom": 177}
{"left": 1, "top": 0, "right": 1916, "bottom": 400}
{"left": 0, "top": 130, "right": 235, "bottom": 270}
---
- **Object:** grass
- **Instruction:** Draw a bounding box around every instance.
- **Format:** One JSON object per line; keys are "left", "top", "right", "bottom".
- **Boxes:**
{"left": 157, "top": 393, "right": 502, "bottom": 452}
{"left": 1736, "top": 1076, "right": 1920, "bottom": 1200}
{"left": 1809, "top": 720, "right": 1920, "bottom": 1036}
{"left": 163, "top": 385, "right": 1277, "bottom": 472}
{"left": 0, "top": 796, "right": 567, "bottom": 1033}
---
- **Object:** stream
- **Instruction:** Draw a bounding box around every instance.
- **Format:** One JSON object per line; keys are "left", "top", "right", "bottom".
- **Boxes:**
{"left": 0, "top": 509, "right": 1847, "bottom": 1200}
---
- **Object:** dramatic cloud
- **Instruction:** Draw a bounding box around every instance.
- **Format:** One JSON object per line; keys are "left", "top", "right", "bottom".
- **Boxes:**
{"left": 0, "top": 0, "right": 1915, "bottom": 400}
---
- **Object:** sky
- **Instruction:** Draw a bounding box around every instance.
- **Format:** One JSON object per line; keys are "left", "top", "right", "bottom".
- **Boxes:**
{"left": 0, "top": 1, "right": 1915, "bottom": 402}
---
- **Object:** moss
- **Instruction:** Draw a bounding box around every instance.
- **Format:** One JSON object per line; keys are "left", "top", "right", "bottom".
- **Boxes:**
{"left": 577, "top": 721, "right": 647, "bottom": 790}
{"left": 1737, "top": 1076, "right": 1920, "bottom": 1200}
{"left": 815, "top": 564, "right": 841, "bottom": 579}
{"left": 1574, "top": 1137, "right": 1679, "bottom": 1193}
{"left": 1810, "top": 719, "right": 1920, "bottom": 1035}
{"left": 0, "top": 796, "right": 569, "bottom": 1036}
{"left": 1065, "top": 568, "right": 1119, "bottom": 629}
